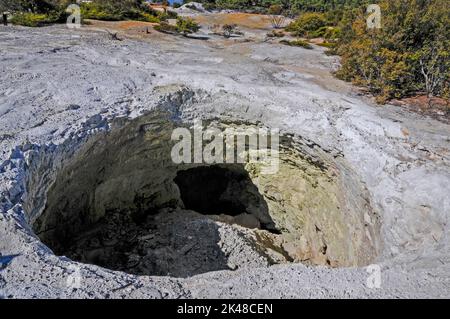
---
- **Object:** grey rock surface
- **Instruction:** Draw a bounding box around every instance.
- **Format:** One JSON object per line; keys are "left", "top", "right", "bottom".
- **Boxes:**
{"left": 0, "top": 24, "right": 449, "bottom": 298}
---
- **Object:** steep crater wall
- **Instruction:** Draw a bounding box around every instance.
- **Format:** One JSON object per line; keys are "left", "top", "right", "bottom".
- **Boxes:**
{"left": 23, "top": 111, "right": 380, "bottom": 277}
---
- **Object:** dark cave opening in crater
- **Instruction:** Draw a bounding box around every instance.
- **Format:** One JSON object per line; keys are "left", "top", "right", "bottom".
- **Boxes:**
{"left": 175, "top": 166, "right": 247, "bottom": 216}
{"left": 174, "top": 165, "right": 280, "bottom": 233}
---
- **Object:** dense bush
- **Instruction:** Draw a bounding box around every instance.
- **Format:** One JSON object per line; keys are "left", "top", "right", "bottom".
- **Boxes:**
{"left": 307, "top": 26, "right": 341, "bottom": 39}
{"left": 155, "top": 17, "right": 200, "bottom": 36}
{"left": 80, "top": 3, "right": 122, "bottom": 21}
{"left": 10, "top": 11, "right": 64, "bottom": 27}
{"left": 287, "top": 0, "right": 370, "bottom": 13}
{"left": 80, "top": 1, "right": 161, "bottom": 22}
{"left": 286, "top": 12, "right": 327, "bottom": 36}
{"left": 3, "top": 0, "right": 162, "bottom": 25}
{"left": 335, "top": 0, "right": 449, "bottom": 102}
{"left": 0, "top": 0, "right": 62, "bottom": 13}
{"left": 2, "top": 0, "right": 69, "bottom": 26}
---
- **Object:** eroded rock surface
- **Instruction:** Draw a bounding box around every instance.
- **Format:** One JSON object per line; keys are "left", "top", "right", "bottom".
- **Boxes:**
{"left": 0, "top": 24, "right": 449, "bottom": 298}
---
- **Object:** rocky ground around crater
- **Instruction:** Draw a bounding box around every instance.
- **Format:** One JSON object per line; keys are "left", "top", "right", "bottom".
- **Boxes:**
{"left": 0, "top": 13, "right": 449, "bottom": 298}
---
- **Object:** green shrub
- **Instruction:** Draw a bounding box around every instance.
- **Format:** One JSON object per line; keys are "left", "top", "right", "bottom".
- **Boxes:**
{"left": 154, "top": 22, "right": 178, "bottom": 34}
{"left": 80, "top": 2, "right": 161, "bottom": 22}
{"left": 268, "top": 4, "right": 283, "bottom": 15}
{"left": 11, "top": 13, "right": 49, "bottom": 27}
{"left": 280, "top": 39, "right": 313, "bottom": 49}
{"left": 323, "top": 26, "right": 341, "bottom": 39}
{"left": 316, "top": 41, "right": 336, "bottom": 48}
{"left": 11, "top": 11, "right": 64, "bottom": 27}
{"left": 176, "top": 17, "right": 200, "bottom": 35}
{"left": 80, "top": 3, "right": 122, "bottom": 21}
{"left": 6, "top": 0, "right": 162, "bottom": 26}
{"left": 286, "top": 12, "right": 327, "bottom": 37}
{"left": 154, "top": 17, "right": 200, "bottom": 36}
{"left": 307, "top": 26, "right": 341, "bottom": 39}
{"left": 138, "top": 12, "right": 160, "bottom": 23}
{"left": 307, "top": 26, "right": 328, "bottom": 38}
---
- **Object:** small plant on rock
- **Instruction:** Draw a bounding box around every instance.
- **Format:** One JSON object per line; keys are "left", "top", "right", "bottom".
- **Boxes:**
{"left": 267, "top": 30, "right": 285, "bottom": 38}
{"left": 222, "top": 24, "right": 237, "bottom": 38}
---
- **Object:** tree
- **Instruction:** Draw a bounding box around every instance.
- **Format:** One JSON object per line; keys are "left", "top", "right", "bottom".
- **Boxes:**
{"left": 415, "top": 43, "right": 450, "bottom": 97}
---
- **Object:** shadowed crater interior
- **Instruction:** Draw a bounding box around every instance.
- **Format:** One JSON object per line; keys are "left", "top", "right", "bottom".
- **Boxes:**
{"left": 25, "top": 111, "right": 381, "bottom": 277}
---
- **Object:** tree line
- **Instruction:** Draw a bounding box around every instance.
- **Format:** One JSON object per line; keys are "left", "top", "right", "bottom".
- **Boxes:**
{"left": 182, "top": 0, "right": 370, "bottom": 14}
